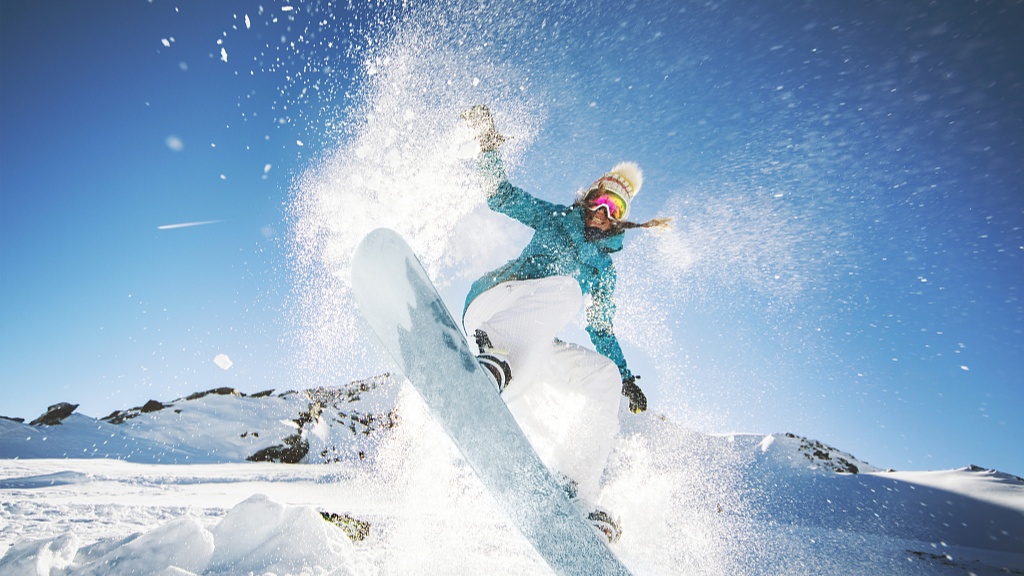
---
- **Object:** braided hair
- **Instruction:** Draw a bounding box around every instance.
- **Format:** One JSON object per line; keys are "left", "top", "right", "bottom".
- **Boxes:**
{"left": 576, "top": 187, "right": 674, "bottom": 235}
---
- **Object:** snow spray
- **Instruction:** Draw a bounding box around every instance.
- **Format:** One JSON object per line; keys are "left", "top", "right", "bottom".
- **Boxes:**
{"left": 275, "top": 1, "right": 887, "bottom": 573}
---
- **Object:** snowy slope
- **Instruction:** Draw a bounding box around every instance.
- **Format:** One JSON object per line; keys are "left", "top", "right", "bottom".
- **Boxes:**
{"left": 1, "top": 380, "right": 1022, "bottom": 575}
{"left": 0, "top": 375, "right": 399, "bottom": 466}
{"left": 0, "top": 414, "right": 213, "bottom": 463}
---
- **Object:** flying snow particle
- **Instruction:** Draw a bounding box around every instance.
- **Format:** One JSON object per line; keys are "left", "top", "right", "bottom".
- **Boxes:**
{"left": 960, "top": 365, "right": 970, "bottom": 371}
{"left": 281, "top": 5, "right": 294, "bottom": 11}
{"left": 165, "top": 136, "right": 184, "bottom": 151}
{"left": 263, "top": 164, "right": 272, "bottom": 174}
{"left": 220, "top": 48, "right": 228, "bottom": 63}
{"left": 161, "top": 38, "right": 171, "bottom": 48}
{"left": 157, "top": 220, "right": 224, "bottom": 230}
{"left": 214, "top": 354, "right": 233, "bottom": 370}
{"left": 245, "top": 14, "right": 251, "bottom": 29}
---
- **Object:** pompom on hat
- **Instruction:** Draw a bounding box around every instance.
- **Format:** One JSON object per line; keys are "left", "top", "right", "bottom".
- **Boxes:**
{"left": 587, "top": 162, "right": 644, "bottom": 220}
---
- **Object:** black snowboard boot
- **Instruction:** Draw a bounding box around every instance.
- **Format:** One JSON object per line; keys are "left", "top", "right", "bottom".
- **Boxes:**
{"left": 474, "top": 329, "right": 512, "bottom": 393}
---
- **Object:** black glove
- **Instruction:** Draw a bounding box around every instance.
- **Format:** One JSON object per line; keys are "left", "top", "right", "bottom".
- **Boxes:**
{"left": 621, "top": 375, "right": 647, "bottom": 414}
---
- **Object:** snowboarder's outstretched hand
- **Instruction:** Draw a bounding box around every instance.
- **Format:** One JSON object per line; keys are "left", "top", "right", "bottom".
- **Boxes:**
{"left": 622, "top": 375, "right": 647, "bottom": 414}
{"left": 461, "top": 104, "right": 505, "bottom": 152}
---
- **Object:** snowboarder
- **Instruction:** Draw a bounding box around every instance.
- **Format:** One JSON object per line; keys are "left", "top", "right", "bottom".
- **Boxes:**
{"left": 461, "top": 105, "right": 672, "bottom": 542}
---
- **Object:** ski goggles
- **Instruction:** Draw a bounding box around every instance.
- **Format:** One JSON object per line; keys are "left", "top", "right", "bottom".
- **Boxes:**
{"left": 587, "top": 191, "right": 628, "bottom": 220}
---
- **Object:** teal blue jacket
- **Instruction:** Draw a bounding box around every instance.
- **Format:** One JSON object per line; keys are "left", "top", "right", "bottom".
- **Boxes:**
{"left": 463, "top": 150, "right": 633, "bottom": 381}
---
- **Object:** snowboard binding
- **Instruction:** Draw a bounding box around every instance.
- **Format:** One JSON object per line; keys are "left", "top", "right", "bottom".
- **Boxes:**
{"left": 587, "top": 508, "right": 623, "bottom": 544}
{"left": 474, "top": 330, "right": 512, "bottom": 393}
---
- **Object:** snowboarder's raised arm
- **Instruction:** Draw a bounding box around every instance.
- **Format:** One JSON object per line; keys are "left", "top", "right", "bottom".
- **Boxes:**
{"left": 479, "top": 152, "right": 564, "bottom": 230}
{"left": 463, "top": 105, "right": 562, "bottom": 230}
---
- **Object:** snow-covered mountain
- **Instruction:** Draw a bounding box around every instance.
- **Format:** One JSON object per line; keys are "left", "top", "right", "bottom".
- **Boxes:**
{"left": 1, "top": 376, "right": 1022, "bottom": 575}
{"left": 0, "top": 374, "right": 398, "bottom": 466}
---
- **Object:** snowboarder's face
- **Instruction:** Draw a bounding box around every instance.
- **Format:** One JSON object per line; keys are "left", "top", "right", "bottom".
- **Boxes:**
{"left": 583, "top": 185, "right": 627, "bottom": 232}
{"left": 584, "top": 204, "right": 615, "bottom": 231}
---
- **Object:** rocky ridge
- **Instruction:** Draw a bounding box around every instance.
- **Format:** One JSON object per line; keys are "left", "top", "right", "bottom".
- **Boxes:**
{"left": 5, "top": 374, "right": 400, "bottom": 464}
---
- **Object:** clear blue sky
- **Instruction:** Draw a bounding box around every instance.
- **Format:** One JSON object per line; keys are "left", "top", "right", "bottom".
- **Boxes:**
{"left": 2, "top": 0, "right": 1022, "bottom": 475}
{"left": 1, "top": 0, "right": 309, "bottom": 415}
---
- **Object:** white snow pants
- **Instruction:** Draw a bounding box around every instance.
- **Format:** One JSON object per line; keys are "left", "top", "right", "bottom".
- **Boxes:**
{"left": 463, "top": 276, "right": 622, "bottom": 504}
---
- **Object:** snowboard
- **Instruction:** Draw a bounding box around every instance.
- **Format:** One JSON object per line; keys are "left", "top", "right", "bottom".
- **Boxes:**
{"left": 351, "top": 228, "right": 633, "bottom": 576}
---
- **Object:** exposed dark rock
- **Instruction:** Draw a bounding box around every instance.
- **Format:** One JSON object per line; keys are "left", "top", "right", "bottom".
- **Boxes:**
{"left": 306, "top": 374, "right": 399, "bottom": 462}
{"left": 140, "top": 400, "right": 167, "bottom": 413}
{"left": 306, "top": 373, "right": 392, "bottom": 405}
{"left": 966, "top": 464, "right": 1024, "bottom": 484}
{"left": 245, "top": 391, "right": 330, "bottom": 463}
{"left": 242, "top": 375, "right": 399, "bottom": 464}
{"left": 244, "top": 399, "right": 326, "bottom": 463}
{"left": 907, "top": 550, "right": 958, "bottom": 567}
{"left": 249, "top": 389, "right": 275, "bottom": 398}
{"left": 785, "top": 432, "right": 864, "bottom": 474}
{"left": 320, "top": 511, "right": 371, "bottom": 541}
{"left": 184, "top": 387, "right": 242, "bottom": 401}
{"left": 29, "top": 403, "right": 79, "bottom": 426}
{"left": 331, "top": 410, "right": 400, "bottom": 439}
{"left": 295, "top": 402, "right": 322, "bottom": 428}
{"left": 246, "top": 433, "right": 309, "bottom": 464}
{"left": 1, "top": 415, "right": 26, "bottom": 423}
{"left": 102, "top": 399, "right": 174, "bottom": 425}
{"left": 101, "top": 410, "right": 130, "bottom": 424}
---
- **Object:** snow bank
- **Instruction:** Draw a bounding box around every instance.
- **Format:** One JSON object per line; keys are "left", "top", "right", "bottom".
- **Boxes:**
{"left": 206, "top": 494, "right": 356, "bottom": 575}
{"left": 0, "top": 534, "right": 78, "bottom": 576}
{"left": 0, "top": 471, "right": 90, "bottom": 489}
{"left": 75, "top": 517, "right": 213, "bottom": 576}
{"left": 0, "top": 495, "right": 357, "bottom": 576}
